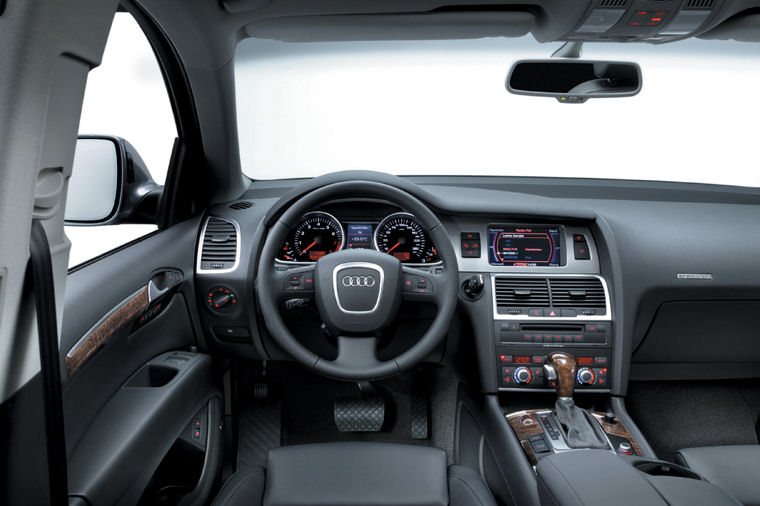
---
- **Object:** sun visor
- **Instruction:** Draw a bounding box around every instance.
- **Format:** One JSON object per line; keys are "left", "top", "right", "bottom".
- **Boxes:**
{"left": 244, "top": 11, "right": 535, "bottom": 42}
{"left": 699, "top": 10, "right": 760, "bottom": 42}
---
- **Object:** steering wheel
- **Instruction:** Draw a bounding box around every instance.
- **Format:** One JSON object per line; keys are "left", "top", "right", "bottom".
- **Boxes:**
{"left": 256, "top": 179, "right": 459, "bottom": 380}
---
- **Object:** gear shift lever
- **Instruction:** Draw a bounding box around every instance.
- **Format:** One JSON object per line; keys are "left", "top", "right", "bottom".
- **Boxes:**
{"left": 544, "top": 352, "right": 609, "bottom": 449}
{"left": 545, "top": 352, "right": 576, "bottom": 399}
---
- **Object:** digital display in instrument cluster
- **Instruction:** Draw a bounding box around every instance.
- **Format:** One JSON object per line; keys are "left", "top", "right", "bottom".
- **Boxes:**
{"left": 488, "top": 225, "right": 564, "bottom": 267}
{"left": 346, "top": 223, "right": 373, "bottom": 249}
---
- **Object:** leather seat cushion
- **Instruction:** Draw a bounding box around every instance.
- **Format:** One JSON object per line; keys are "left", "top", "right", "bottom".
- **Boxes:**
{"left": 675, "top": 445, "right": 760, "bottom": 506}
{"left": 213, "top": 442, "right": 496, "bottom": 506}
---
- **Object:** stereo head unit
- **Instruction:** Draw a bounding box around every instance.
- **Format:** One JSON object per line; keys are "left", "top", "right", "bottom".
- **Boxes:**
{"left": 488, "top": 225, "right": 564, "bottom": 267}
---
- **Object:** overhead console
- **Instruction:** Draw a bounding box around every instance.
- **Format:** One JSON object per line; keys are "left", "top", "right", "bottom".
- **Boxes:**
{"left": 559, "top": 0, "right": 725, "bottom": 43}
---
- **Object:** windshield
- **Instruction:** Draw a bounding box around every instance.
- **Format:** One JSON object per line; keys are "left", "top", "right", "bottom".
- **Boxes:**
{"left": 235, "top": 35, "right": 760, "bottom": 187}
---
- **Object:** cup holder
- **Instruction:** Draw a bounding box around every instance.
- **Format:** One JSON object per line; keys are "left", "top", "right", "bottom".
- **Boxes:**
{"left": 124, "top": 364, "right": 178, "bottom": 388}
{"left": 632, "top": 459, "right": 703, "bottom": 480}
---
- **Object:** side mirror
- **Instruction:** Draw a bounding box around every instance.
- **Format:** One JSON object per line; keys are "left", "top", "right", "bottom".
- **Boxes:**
{"left": 65, "top": 135, "right": 161, "bottom": 225}
{"left": 506, "top": 60, "right": 642, "bottom": 103}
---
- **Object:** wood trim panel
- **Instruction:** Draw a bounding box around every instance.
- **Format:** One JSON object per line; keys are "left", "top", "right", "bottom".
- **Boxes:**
{"left": 505, "top": 407, "right": 643, "bottom": 467}
{"left": 65, "top": 286, "right": 148, "bottom": 376}
{"left": 507, "top": 410, "right": 544, "bottom": 441}
{"left": 591, "top": 411, "right": 643, "bottom": 457}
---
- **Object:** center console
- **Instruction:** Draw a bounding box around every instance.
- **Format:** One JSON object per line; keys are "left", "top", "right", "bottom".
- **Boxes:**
{"left": 484, "top": 225, "right": 612, "bottom": 393}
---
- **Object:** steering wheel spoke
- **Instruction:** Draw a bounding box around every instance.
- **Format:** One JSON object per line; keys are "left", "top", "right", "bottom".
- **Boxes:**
{"left": 333, "top": 336, "right": 382, "bottom": 369}
{"left": 400, "top": 265, "right": 445, "bottom": 304}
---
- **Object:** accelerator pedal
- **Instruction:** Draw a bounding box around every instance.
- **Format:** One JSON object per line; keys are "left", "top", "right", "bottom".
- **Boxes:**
{"left": 334, "top": 397, "right": 385, "bottom": 432}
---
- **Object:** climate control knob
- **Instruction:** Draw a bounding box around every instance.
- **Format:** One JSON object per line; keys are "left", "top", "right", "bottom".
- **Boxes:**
{"left": 514, "top": 367, "right": 533, "bottom": 384}
{"left": 577, "top": 367, "right": 595, "bottom": 385}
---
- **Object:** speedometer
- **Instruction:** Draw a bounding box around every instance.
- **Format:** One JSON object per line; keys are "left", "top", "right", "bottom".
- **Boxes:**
{"left": 280, "top": 212, "right": 344, "bottom": 262}
{"left": 375, "top": 213, "right": 437, "bottom": 264}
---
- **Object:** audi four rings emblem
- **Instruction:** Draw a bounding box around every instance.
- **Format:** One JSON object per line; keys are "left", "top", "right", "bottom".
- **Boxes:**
{"left": 341, "top": 275, "right": 376, "bottom": 287}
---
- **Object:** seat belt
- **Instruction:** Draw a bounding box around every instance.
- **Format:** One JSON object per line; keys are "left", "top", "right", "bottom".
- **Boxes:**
{"left": 29, "top": 220, "right": 69, "bottom": 505}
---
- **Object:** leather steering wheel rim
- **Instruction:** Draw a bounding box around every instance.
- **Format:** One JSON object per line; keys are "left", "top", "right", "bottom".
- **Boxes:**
{"left": 256, "top": 179, "right": 459, "bottom": 380}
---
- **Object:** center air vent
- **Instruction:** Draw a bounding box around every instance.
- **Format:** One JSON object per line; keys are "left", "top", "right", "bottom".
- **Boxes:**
{"left": 549, "top": 278, "right": 606, "bottom": 309}
{"left": 494, "top": 277, "right": 550, "bottom": 308}
{"left": 198, "top": 217, "right": 239, "bottom": 272}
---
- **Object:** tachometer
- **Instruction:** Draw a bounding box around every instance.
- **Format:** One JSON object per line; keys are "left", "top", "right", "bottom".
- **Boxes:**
{"left": 375, "top": 213, "right": 438, "bottom": 264}
{"left": 279, "top": 212, "right": 344, "bottom": 262}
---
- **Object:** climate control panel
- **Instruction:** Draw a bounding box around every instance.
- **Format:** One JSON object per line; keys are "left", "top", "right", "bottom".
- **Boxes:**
{"left": 497, "top": 348, "right": 610, "bottom": 391}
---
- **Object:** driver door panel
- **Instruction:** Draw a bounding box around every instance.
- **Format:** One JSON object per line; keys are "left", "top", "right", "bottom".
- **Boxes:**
{"left": 61, "top": 218, "right": 221, "bottom": 505}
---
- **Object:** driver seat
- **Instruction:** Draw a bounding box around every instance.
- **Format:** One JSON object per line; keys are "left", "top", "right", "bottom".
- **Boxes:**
{"left": 212, "top": 442, "right": 497, "bottom": 506}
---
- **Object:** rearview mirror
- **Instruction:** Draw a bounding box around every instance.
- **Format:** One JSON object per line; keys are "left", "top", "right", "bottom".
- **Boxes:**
{"left": 65, "top": 135, "right": 161, "bottom": 225}
{"left": 506, "top": 60, "right": 642, "bottom": 103}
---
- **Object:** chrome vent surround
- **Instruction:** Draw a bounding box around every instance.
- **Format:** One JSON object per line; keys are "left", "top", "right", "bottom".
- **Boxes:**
{"left": 492, "top": 275, "right": 611, "bottom": 320}
{"left": 494, "top": 277, "right": 550, "bottom": 308}
{"left": 197, "top": 217, "right": 240, "bottom": 273}
{"left": 548, "top": 277, "right": 606, "bottom": 308}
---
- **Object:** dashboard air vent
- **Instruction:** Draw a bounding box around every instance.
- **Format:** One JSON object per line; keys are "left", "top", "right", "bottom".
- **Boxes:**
{"left": 599, "top": 0, "right": 627, "bottom": 8}
{"left": 229, "top": 201, "right": 253, "bottom": 210}
{"left": 685, "top": 0, "right": 712, "bottom": 8}
{"left": 549, "top": 278, "right": 606, "bottom": 309}
{"left": 494, "top": 277, "right": 550, "bottom": 308}
{"left": 199, "top": 217, "right": 238, "bottom": 271}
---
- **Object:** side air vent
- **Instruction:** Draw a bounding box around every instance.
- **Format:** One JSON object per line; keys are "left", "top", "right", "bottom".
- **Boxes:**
{"left": 685, "top": 0, "right": 712, "bottom": 8}
{"left": 229, "top": 201, "right": 253, "bottom": 210}
{"left": 549, "top": 278, "right": 606, "bottom": 309}
{"left": 199, "top": 217, "right": 239, "bottom": 272}
{"left": 599, "top": 0, "right": 627, "bottom": 8}
{"left": 494, "top": 277, "right": 550, "bottom": 308}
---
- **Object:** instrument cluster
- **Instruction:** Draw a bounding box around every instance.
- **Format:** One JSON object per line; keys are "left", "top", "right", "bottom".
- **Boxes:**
{"left": 276, "top": 211, "right": 440, "bottom": 265}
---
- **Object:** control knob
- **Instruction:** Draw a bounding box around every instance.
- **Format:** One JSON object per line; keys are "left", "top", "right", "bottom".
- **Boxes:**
{"left": 618, "top": 442, "right": 634, "bottom": 456}
{"left": 514, "top": 367, "right": 533, "bottom": 384}
{"left": 206, "top": 286, "right": 238, "bottom": 314}
{"left": 577, "top": 367, "right": 595, "bottom": 385}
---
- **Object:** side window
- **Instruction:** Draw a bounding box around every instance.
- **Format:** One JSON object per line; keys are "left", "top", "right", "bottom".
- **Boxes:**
{"left": 66, "top": 13, "right": 177, "bottom": 268}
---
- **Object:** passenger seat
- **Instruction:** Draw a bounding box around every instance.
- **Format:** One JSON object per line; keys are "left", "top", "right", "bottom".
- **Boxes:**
{"left": 675, "top": 445, "right": 760, "bottom": 506}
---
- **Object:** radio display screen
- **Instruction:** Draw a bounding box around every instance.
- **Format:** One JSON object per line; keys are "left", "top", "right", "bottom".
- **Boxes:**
{"left": 488, "top": 225, "right": 563, "bottom": 267}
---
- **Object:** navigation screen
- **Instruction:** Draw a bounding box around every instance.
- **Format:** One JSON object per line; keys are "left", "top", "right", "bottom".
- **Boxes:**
{"left": 488, "top": 225, "right": 563, "bottom": 266}
{"left": 346, "top": 223, "right": 373, "bottom": 249}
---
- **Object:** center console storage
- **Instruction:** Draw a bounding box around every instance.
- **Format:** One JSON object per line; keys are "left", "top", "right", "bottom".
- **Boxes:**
{"left": 535, "top": 450, "right": 741, "bottom": 506}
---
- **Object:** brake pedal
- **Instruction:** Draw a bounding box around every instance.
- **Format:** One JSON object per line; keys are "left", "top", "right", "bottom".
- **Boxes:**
{"left": 334, "top": 397, "right": 385, "bottom": 432}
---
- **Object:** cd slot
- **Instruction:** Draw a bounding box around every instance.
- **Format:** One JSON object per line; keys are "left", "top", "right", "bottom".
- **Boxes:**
{"left": 496, "top": 321, "right": 607, "bottom": 345}
{"left": 521, "top": 324, "right": 585, "bottom": 333}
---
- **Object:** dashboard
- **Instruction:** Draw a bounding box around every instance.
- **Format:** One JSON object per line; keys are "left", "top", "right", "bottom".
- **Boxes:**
{"left": 192, "top": 174, "right": 760, "bottom": 398}
{"left": 275, "top": 204, "right": 441, "bottom": 265}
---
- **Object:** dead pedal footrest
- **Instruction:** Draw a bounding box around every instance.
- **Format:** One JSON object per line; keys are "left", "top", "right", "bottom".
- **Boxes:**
{"left": 334, "top": 397, "right": 385, "bottom": 432}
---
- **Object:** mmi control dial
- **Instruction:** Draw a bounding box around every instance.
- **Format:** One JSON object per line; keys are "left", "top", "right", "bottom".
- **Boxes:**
{"left": 577, "top": 367, "right": 595, "bottom": 385}
{"left": 514, "top": 367, "right": 533, "bottom": 384}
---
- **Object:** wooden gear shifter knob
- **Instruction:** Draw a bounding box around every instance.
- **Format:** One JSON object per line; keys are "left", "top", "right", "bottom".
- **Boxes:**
{"left": 546, "top": 352, "right": 577, "bottom": 399}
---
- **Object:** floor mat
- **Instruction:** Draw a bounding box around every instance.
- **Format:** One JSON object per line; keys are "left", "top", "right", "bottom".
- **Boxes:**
{"left": 627, "top": 379, "right": 760, "bottom": 462}
{"left": 235, "top": 361, "right": 458, "bottom": 464}
{"left": 237, "top": 400, "right": 281, "bottom": 468}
